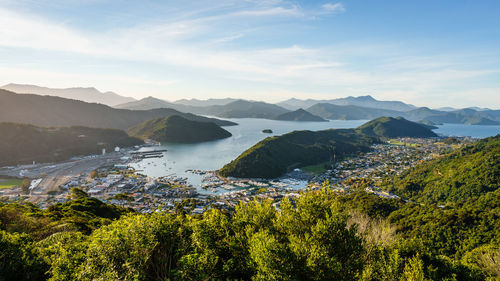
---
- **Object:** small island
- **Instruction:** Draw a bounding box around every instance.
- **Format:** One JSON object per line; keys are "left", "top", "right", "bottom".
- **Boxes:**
{"left": 262, "top": 129, "right": 273, "bottom": 134}
{"left": 128, "top": 115, "right": 232, "bottom": 143}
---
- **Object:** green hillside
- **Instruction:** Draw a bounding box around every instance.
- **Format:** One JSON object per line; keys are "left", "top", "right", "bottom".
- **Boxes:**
{"left": 203, "top": 100, "right": 290, "bottom": 119}
{"left": 356, "top": 116, "right": 437, "bottom": 138}
{"left": 272, "top": 108, "right": 327, "bottom": 122}
{"left": 0, "top": 89, "right": 236, "bottom": 129}
{"left": 128, "top": 115, "right": 232, "bottom": 143}
{"left": 0, "top": 123, "right": 143, "bottom": 166}
{"left": 384, "top": 134, "right": 500, "bottom": 205}
{"left": 219, "top": 129, "right": 377, "bottom": 178}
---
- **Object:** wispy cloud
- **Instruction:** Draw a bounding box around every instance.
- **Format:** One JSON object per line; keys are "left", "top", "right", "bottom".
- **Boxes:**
{"left": 0, "top": 1, "right": 499, "bottom": 108}
{"left": 322, "top": 3, "right": 345, "bottom": 13}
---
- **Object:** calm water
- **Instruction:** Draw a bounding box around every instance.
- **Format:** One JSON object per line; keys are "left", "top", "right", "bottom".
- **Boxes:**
{"left": 129, "top": 119, "right": 500, "bottom": 193}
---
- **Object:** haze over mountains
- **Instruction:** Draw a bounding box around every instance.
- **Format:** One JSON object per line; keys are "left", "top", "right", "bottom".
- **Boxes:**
{"left": 1, "top": 83, "right": 136, "bottom": 106}
{"left": 0, "top": 89, "right": 236, "bottom": 130}
{"left": 2, "top": 83, "right": 499, "bottom": 125}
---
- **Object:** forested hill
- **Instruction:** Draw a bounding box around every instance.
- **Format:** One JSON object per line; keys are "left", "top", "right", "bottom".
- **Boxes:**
{"left": 220, "top": 118, "right": 437, "bottom": 179}
{"left": 128, "top": 115, "right": 232, "bottom": 143}
{"left": 356, "top": 116, "right": 438, "bottom": 138}
{"left": 219, "top": 129, "right": 378, "bottom": 178}
{"left": 0, "top": 123, "right": 143, "bottom": 166}
{"left": 0, "top": 89, "right": 236, "bottom": 129}
{"left": 384, "top": 134, "right": 500, "bottom": 205}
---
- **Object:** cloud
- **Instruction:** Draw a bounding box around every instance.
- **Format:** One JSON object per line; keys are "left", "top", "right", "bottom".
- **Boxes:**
{"left": 322, "top": 3, "right": 345, "bottom": 13}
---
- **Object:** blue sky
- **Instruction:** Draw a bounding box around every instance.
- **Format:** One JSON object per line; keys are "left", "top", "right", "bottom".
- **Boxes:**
{"left": 0, "top": 0, "right": 499, "bottom": 108}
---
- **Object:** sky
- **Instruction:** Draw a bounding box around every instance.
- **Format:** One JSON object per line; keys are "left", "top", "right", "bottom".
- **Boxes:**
{"left": 0, "top": 0, "right": 499, "bottom": 108}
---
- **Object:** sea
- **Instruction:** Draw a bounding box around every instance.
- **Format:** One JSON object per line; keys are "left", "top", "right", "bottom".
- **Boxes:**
{"left": 129, "top": 118, "right": 500, "bottom": 194}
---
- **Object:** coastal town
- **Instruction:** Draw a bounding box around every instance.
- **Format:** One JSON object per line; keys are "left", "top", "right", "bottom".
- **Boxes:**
{"left": 0, "top": 136, "right": 473, "bottom": 213}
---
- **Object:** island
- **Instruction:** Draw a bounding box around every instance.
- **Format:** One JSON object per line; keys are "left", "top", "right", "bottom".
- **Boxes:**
{"left": 219, "top": 117, "right": 437, "bottom": 179}
{"left": 128, "top": 115, "right": 232, "bottom": 143}
{"left": 262, "top": 129, "right": 273, "bottom": 134}
{"left": 272, "top": 108, "right": 328, "bottom": 122}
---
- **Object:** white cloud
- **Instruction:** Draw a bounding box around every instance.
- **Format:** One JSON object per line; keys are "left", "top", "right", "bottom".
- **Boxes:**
{"left": 322, "top": 3, "right": 345, "bottom": 13}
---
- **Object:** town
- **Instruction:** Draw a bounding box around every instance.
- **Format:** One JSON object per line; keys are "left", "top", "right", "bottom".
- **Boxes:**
{"left": 0, "top": 137, "right": 473, "bottom": 213}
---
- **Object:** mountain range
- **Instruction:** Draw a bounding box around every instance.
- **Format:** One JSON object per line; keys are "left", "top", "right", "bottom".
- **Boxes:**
{"left": 1, "top": 83, "right": 136, "bottom": 106}
{"left": 0, "top": 89, "right": 236, "bottom": 130}
{"left": 277, "top": 95, "right": 417, "bottom": 112}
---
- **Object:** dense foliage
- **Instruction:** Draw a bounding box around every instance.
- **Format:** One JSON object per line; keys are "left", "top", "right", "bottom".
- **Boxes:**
{"left": 128, "top": 115, "right": 232, "bottom": 143}
{"left": 384, "top": 134, "right": 499, "bottom": 205}
{"left": 1, "top": 136, "right": 498, "bottom": 281}
{"left": 219, "top": 129, "right": 377, "bottom": 178}
{"left": 0, "top": 123, "right": 143, "bottom": 166}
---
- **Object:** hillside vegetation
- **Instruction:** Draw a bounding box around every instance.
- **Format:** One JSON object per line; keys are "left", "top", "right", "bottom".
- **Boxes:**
{"left": 219, "top": 129, "right": 378, "bottom": 178}
{"left": 220, "top": 117, "right": 437, "bottom": 179}
{"left": 0, "top": 123, "right": 142, "bottom": 166}
{"left": 128, "top": 115, "right": 232, "bottom": 143}
{"left": 356, "top": 117, "right": 437, "bottom": 138}
{"left": 384, "top": 134, "right": 500, "bottom": 205}
{"left": 0, "top": 89, "right": 236, "bottom": 130}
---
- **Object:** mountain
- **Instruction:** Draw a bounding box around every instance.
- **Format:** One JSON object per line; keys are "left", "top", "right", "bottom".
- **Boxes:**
{"left": 277, "top": 95, "right": 416, "bottom": 112}
{"left": 128, "top": 115, "right": 232, "bottom": 143}
{"left": 116, "top": 98, "right": 290, "bottom": 119}
{"left": 202, "top": 100, "right": 290, "bottom": 119}
{"left": 0, "top": 89, "right": 236, "bottom": 129}
{"left": 0, "top": 123, "right": 142, "bottom": 166}
{"left": 272, "top": 108, "right": 327, "bottom": 122}
{"left": 219, "top": 129, "right": 377, "bottom": 179}
{"left": 408, "top": 108, "right": 500, "bottom": 125}
{"left": 385, "top": 134, "right": 499, "bottom": 205}
{"left": 173, "top": 98, "right": 238, "bottom": 107}
{"left": 114, "top": 96, "right": 178, "bottom": 110}
{"left": 356, "top": 117, "right": 437, "bottom": 138}
{"left": 1, "top": 83, "right": 136, "bottom": 106}
{"left": 306, "top": 103, "right": 402, "bottom": 120}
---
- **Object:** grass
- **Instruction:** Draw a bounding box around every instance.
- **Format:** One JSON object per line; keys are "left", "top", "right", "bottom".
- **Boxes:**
{"left": 0, "top": 178, "right": 23, "bottom": 189}
{"left": 388, "top": 140, "right": 421, "bottom": 147}
{"left": 301, "top": 162, "right": 331, "bottom": 175}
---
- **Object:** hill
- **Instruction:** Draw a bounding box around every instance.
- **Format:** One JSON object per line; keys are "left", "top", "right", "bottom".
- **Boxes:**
{"left": 128, "top": 115, "right": 232, "bottom": 143}
{"left": 203, "top": 100, "right": 290, "bottom": 119}
{"left": 306, "top": 103, "right": 402, "bottom": 120}
{"left": 384, "top": 134, "right": 500, "bottom": 205}
{"left": 173, "top": 98, "right": 237, "bottom": 107}
{"left": 114, "top": 96, "right": 178, "bottom": 110}
{"left": 272, "top": 108, "right": 327, "bottom": 122}
{"left": 1, "top": 83, "right": 135, "bottom": 106}
{"left": 219, "top": 129, "right": 377, "bottom": 178}
{"left": 0, "top": 89, "right": 236, "bottom": 129}
{"left": 356, "top": 117, "right": 438, "bottom": 138}
{"left": 278, "top": 95, "right": 416, "bottom": 111}
{"left": 0, "top": 123, "right": 142, "bottom": 166}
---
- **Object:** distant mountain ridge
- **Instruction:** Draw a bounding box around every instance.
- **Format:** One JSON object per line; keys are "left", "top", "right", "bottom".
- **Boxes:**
{"left": 278, "top": 95, "right": 417, "bottom": 112}
{"left": 0, "top": 89, "right": 236, "bottom": 130}
{"left": 1, "top": 83, "right": 136, "bottom": 106}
